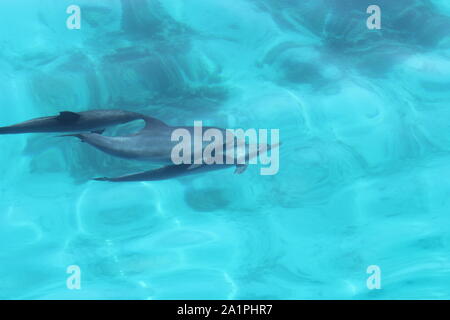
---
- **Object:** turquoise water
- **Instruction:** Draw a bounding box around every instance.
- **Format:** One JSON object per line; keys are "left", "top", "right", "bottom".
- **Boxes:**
{"left": 1, "top": 0, "right": 450, "bottom": 299}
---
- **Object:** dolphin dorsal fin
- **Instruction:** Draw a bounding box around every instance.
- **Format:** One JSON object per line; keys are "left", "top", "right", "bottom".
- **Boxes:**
{"left": 56, "top": 111, "right": 81, "bottom": 124}
{"left": 142, "top": 116, "right": 169, "bottom": 131}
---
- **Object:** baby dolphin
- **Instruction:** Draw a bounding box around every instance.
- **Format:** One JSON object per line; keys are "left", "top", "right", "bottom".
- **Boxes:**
{"left": 0, "top": 109, "right": 143, "bottom": 134}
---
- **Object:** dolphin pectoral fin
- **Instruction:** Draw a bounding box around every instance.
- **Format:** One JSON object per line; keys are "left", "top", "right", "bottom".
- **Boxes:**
{"left": 92, "top": 177, "right": 110, "bottom": 181}
{"left": 188, "top": 163, "right": 203, "bottom": 170}
{"left": 234, "top": 164, "right": 248, "bottom": 174}
{"left": 56, "top": 111, "right": 81, "bottom": 124}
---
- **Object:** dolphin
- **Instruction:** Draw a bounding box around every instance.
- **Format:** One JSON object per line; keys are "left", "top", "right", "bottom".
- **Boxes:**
{"left": 0, "top": 109, "right": 144, "bottom": 134}
{"left": 61, "top": 116, "right": 228, "bottom": 163}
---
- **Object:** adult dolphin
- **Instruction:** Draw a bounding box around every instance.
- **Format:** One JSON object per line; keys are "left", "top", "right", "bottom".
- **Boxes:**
{"left": 61, "top": 116, "right": 227, "bottom": 163}
{"left": 0, "top": 109, "right": 144, "bottom": 134}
